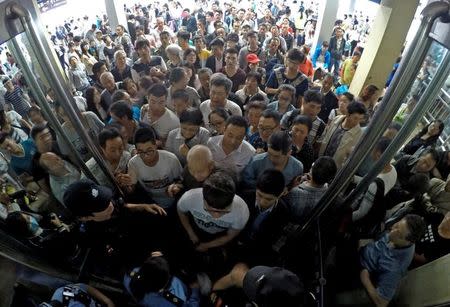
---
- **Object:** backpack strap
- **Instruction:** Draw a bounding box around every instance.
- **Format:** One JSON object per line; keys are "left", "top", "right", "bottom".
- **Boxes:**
{"left": 161, "top": 277, "right": 185, "bottom": 307}
{"left": 274, "top": 67, "right": 284, "bottom": 87}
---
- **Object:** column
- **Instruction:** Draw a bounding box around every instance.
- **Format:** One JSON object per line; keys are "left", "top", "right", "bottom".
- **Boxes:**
{"left": 105, "top": 0, "right": 128, "bottom": 32}
{"left": 348, "top": 0, "right": 357, "bottom": 14}
{"left": 310, "top": 0, "right": 340, "bottom": 54}
{"left": 349, "top": 0, "right": 420, "bottom": 96}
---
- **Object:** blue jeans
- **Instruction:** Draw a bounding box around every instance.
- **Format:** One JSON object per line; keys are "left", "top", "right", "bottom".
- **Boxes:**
{"left": 330, "top": 57, "right": 341, "bottom": 77}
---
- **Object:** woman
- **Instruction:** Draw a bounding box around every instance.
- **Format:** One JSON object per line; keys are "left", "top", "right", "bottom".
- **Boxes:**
{"left": 111, "top": 50, "right": 132, "bottom": 82}
{"left": 122, "top": 78, "right": 145, "bottom": 106}
{"left": 267, "top": 84, "right": 296, "bottom": 116}
{"left": 68, "top": 56, "right": 90, "bottom": 94}
{"left": 356, "top": 84, "right": 380, "bottom": 125}
{"left": 290, "top": 115, "right": 314, "bottom": 172}
{"left": 181, "top": 62, "right": 200, "bottom": 89}
{"left": 183, "top": 48, "right": 197, "bottom": 67}
{"left": 208, "top": 108, "right": 229, "bottom": 136}
{"left": 235, "top": 72, "right": 268, "bottom": 106}
{"left": 85, "top": 86, "right": 107, "bottom": 120}
{"left": 80, "top": 41, "right": 98, "bottom": 79}
{"left": 102, "top": 35, "right": 116, "bottom": 68}
{"left": 402, "top": 120, "right": 444, "bottom": 155}
{"left": 328, "top": 92, "right": 354, "bottom": 123}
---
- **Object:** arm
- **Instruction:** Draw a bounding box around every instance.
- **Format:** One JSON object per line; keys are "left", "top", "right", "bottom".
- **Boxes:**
{"left": 360, "top": 269, "right": 389, "bottom": 307}
{"left": 177, "top": 209, "right": 199, "bottom": 244}
{"left": 124, "top": 203, "right": 167, "bottom": 216}
{"left": 197, "top": 229, "right": 241, "bottom": 251}
{"left": 352, "top": 182, "right": 377, "bottom": 221}
{"left": 85, "top": 285, "right": 115, "bottom": 307}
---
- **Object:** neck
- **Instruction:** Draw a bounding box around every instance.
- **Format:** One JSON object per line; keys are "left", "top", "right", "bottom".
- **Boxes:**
{"left": 382, "top": 163, "right": 392, "bottom": 173}
{"left": 307, "top": 180, "right": 323, "bottom": 188}
{"left": 342, "top": 118, "right": 354, "bottom": 129}
{"left": 285, "top": 67, "right": 297, "bottom": 77}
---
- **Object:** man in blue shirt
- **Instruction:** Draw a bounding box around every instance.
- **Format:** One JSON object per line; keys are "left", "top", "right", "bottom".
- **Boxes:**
{"left": 359, "top": 214, "right": 426, "bottom": 306}
{"left": 242, "top": 131, "right": 303, "bottom": 190}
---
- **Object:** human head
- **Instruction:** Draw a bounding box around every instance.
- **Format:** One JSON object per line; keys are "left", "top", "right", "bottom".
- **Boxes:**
{"left": 222, "top": 115, "right": 248, "bottom": 151}
{"left": 111, "top": 90, "right": 131, "bottom": 105}
{"left": 302, "top": 90, "right": 323, "bottom": 119}
{"left": 335, "top": 27, "right": 344, "bottom": 38}
{"left": 360, "top": 84, "right": 380, "bottom": 103}
{"left": 136, "top": 39, "right": 151, "bottom": 58}
{"left": 268, "top": 37, "right": 281, "bottom": 52}
{"left": 187, "top": 145, "right": 215, "bottom": 182}
{"left": 172, "top": 89, "right": 190, "bottom": 116}
{"left": 122, "top": 78, "right": 139, "bottom": 97}
{"left": 423, "top": 120, "right": 444, "bottom": 139}
{"left": 134, "top": 127, "right": 159, "bottom": 165}
{"left": 209, "top": 108, "right": 230, "bottom": 135}
{"left": 321, "top": 41, "right": 329, "bottom": 51}
{"left": 63, "top": 179, "right": 114, "bottom": 222}
{"left": 225, "top": 48, "right": 239, "bottom": 68}
{"left": 389, "top": 214, "right": 426, "bottom": 247}
{"left": 165, "top": 44, "right": 182, "bottom": 63}
{"left": 415, "top": 149, "right": 439, "bottom": 173}
{"left": 277, "top": 84, "right": 295, "bottom": 106}
{"left": 177, "top": 30, "right": 191, "bottom": 49}
{"left": 28, "top": 106, "right": 45, "bottom": 125}
{"left": 115, "top": 24, "right": 125, "bottom": 36}
{"left": 198, "top": 67, "right": 213, "bottom": 90}
{"left": 0, "top": 133, "right": 22, "bottom": 155}
{"left": 100, "top": 72, "right": 116, "bottom": 92}
{"left": 256, "top": 169, "right": 286, "bottom": 209}
{"left": 246, "top": 100, "right": 266, "bottom": 128}
{"left": 98, "top": 128, "right": 124, "bottom": 163}
{"left": 183, "top": 48, "right": 197, "bottom": 65}
{"left": 179, "top": 109, "right": 203, "bottom": 139}
{"left": 210, "top": 73, "right": 232, "bottom": 108}
{"left": 258, "top": 109, "right": 281, "bottom": 142}
{"left": 203, "top": 171, "right": 236, "bottom": 214}
{"left": 345, "top": 101, "right": 367, "bottom": 128}
{"left": 31, "top": 124, "right": 53, "bottom": 153}
{"left": 285, "top": 48, "right": 305, "bottom": 71}
{"left": 92, "top": 61, "right": 107, "bottom": 81}
{"left": 338, "top": 92, "right": 354, "bottom": 115}
{"left": 110, "top": 101, "right": 133, "bottom": 126}
{"left": 160, "top": 31, "right": 171, "bottom": 46}
{"left": 311, "top": 156, "right": 337, "bottom": 185}
{"left": 209, "top": 38, "right": 225, "bottom": 58}
{"left": 169, "top": 67, "right": 188, "bottom": 89}
{"left": 383, "top": 122, "right": 402, "bottom": 139}
{"left": 290, "top": 115, "right": 312, "bottom": 145}
{"left": 244, "top": 72, "right": 262, "bottom": 93}
{"left": 321, "top": 73, "right": 334, "bottom": 93}
{"left": 247, "top": 30, "right": 258, "bottom": 46}
{"left": 268, "top": 131, "right": 292, "bottom": 168}
{"left": 147, "top": 83, "right": 168, "bottom": 115}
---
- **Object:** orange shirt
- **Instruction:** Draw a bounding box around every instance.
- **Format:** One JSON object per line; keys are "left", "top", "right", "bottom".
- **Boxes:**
{"left": 299, "top": 58, "right": 314, "bottom": 78}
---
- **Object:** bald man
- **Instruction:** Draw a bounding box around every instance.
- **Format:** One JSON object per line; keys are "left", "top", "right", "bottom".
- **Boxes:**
{"left": 167, "top": 145, "right": 216, "bottom": 198}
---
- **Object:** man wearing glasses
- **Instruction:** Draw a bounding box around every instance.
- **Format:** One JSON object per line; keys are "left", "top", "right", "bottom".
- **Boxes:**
{"left": 248, "top": 109, "right": 281, "bottom": 154}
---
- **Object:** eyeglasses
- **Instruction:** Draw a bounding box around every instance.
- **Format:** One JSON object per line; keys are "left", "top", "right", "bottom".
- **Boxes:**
{"left": 136, "top": 149, "right": 157, "bottom": 157}
{"left": 258, "top": 125, "right": 277, "bottom": 133}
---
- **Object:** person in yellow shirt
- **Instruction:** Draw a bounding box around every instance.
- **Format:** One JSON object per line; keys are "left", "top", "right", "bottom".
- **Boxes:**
{"left": 194, "top": 35, "right": 211, "bottom": 69}
{"left": 339, "top": 51, "right": 361, "bottom": 86}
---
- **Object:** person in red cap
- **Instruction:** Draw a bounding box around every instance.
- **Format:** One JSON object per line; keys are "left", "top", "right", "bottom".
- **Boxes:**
{"left": 246, "top": 53, "right": 261, "bottom": 73}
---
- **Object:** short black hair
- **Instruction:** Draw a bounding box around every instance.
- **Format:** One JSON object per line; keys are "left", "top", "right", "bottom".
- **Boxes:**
{"left": 6, "top": 212, "right": 33, "bottom": 238}
{"left": 404, "top": 214, "right": 426, "bottom": 243}
{"left": 179, "top": 109, "right": 203, "bottom": 126}
{"left": 292, "top": 115, "right": 312, "bottom": 132}
{"left": 203, "top": 171, "right": 236, "bottom": 209}
{"left": 311, "top": 156, "right": 337, "bottom": 185}
{"left": 347, "top": 101, "right": 367, "bottom": 115}
{"left": 129, "top": 256, "right": 170, "bottom": 300}
{"left": 286, "top": 48, "right": 305, "bottom": 63}
{"left": 424, "top": 148, "right": 439, "bottom": 163}
{"left": 98, "top": 128, "right": 122, "bottom": 148}
{"left": 169, "top": 67, "right": 186, "bottom": 84}
{"left": 92, "top": 61, "right": 107, "bottom": 77}
{"left": 269, "top": 131, "right": 292, "bottom": 155}
{"left": 225, "top": 47, "right": 238, "bottom": 55}
{"left": 134, "top": 127, "right": 157, "bottom": 145}
{"left": 388, "top": 122, "right": 402, "bottom": 132}
{"left": 209, "top": 37, "right": 225, "bottom": 48}
{"left": 303, "top": 90, "right": 323, "bottom": 105}
{"left": 341, "top": 92, "right": 354, "bottom": 102}
{"left": 111, "top": 90, "right": 130, "bottom": 103}
{"left": 30, "top": 124, "right": 49, "bottom": 141}
{"left": 177, "top": 30, "right": 191, "bottom": 40}
{"left": 209, "top": 108, "right": 230, "bottom": 121}
{"left": 110, "top": 101, "right": 133, "bottom": 120}
{"left": 246, "top": 100, "right": 266, "bottom": 111}
{"left": 256, "top": 169, "right": 285, "bottom": 197}
{"left": 262, "top": 109, "right": 281, "bottom": 124}
{"left": 172, "top": 89, "right": 189, "bottom": 102}
{"left": 405, "top": 173, "right": 430, "bottom": 195}
{"left": 225, "top": 115, "right": 249, "bottom": 131}
{"left": 135, "top": 39, "right": 150, "bottom": 50}
{"left": 246, "top": 71, "right": 262, "bottom": 84}
{"left": 374, "top": 137, "right": 391, "bottom": 154}
{"left": 147, "top": 83, "right": 168, "bottom": 97}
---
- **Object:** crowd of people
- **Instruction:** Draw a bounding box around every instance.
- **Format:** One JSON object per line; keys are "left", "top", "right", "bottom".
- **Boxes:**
{"left": 0, "top": 0, "right": 449, "bottom": 306}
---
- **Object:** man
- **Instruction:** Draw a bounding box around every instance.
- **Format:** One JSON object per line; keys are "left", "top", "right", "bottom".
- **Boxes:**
{"left": 207, "top": 115, "right": 255, "bottom": 174}
{"left": 205, "top": 37, "right": 225, "bottom": 73}
{"left": 328, "top": 27, "right": 346, "bottom": 77}
{"left": 285, "top": 156, "right": 337, "bottom": 223}
{"left": 312, "top": 41, "right": 331, "bottom": 70}
{"left": 266, "top": 48, "right": 308, "bottom": 106}
{"left": 131, "top": 39, "right": 167, "bottom": 83}
{"left": 39, "top": 152, "right": 80, "bottom": 205}
{"left": 220, "top": 48, "right": 247, "bottom": 92}
{"left": 99, "top": 72, "right": 121, "bottom": 112}
{"left": 177, "top": 30, "right": 192, "bottom": 52}
{"left": 0, "top": 132, "right": 36, "bottom": 176}
{"left": 150, "top": 17, "right": 175, "bottom": 49}
{"left": 280, "top": 23, "right": 294, "bottom": 51}
{"left": 92, "top": 61, "right": 108, "bottom": 92}
{"left": 110, "top": 101, "right": 149, "bottom": 145}
{"left": 242, "top": 131, "right": 303, "bottom": 190}
{"left": 238, "top": 31, "right": 265, "bottom": 69}
{"left": 394, "top": 148, "right": 439, "bottom": 189}
{"left": 125, "top": 127, "right": 183, "bottom": 209}
{"left": 248, "top": 109, "right": 281, "bottom": 154}
{"left": 319, "top": 101, "right": 367, "bottom": 169}
{"left": 141, "top": 83, "right": 180, "bottom": 143}
{"left": 359, "top": 214, "right": 426, "bottom": 307}
{"left": 177, "top": 171, "right": 249, "bottom": 253}
{"left": 197, "top": 68, "right": 213, "bottom": 101}
{"left": 199, "top": 73, "right": 242, "bottom": 129}
{"left": 263, "top": 25, "right": 287, "bottom": 53}
{"left": 182, "top": 9, "right": 197, "bottom": 34}
{"left": 114, "top": 24, "right": 133, "bottom": 57}
{"left": 317, "top": 73, "right": 338, "bottom": 122}
{"left": 84, "top": 128, "right": 131, "bottom": 188}
{"left": 282, "top": 90, "right": 326, "bottom": 149}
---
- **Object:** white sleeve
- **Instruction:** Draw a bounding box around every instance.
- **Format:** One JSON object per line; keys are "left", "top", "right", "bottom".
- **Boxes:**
{"left": 177, "top": 189, "right": 193, "bottom": 213}
{"left": 230, "top": 196, "right": 250, "bottom": 230}
{"left": 127, "top": 158, "right": 139, "bottom": 185}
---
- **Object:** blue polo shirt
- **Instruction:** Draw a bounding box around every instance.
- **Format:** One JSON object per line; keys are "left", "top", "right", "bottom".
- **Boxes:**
{"left": 10, "top": 139, "right": 36, "bottom": 175}
{"left": 360, "top": 234, "right": 415, "bottom": 301}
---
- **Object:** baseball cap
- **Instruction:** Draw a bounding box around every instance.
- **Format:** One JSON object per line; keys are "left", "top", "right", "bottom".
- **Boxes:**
{"left": 63, "top": 179, "right": 113, "bottom": 217}
{"left": 247, "top": 53, "right": 261, "bottom": 64}
{"left": 243, "top": 266, "right": 304, "bottom": 307}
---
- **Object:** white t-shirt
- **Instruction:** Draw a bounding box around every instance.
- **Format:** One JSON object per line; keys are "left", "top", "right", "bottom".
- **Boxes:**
{"left": 177, "top": 188, "right": 250, "bottom": 234}
{"left": 377, "top": 165, "right": 397, "bottom": 195}
{"left": 199, "top": 99, "right": 242, "bottom": 129}
{"left": 6, "top": 110, "right": 22, "bottom": 127}
{"left": 128, "top": 150, "right": 183, "bottom": 208}
{"left": 141, "top": 107, "right": 180, "bottom": 140}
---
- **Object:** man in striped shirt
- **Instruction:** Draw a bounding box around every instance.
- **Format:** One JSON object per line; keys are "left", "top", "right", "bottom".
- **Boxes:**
{"left": 3, "top": 78, "right": 31, "bottom": 118}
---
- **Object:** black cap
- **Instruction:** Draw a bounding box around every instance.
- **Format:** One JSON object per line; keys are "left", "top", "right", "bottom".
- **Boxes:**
{"left": 243, "top": 266, "right": 304, "bottom": 307}
{"left": 63, "top": 179, "right": 113, "bottom": 217}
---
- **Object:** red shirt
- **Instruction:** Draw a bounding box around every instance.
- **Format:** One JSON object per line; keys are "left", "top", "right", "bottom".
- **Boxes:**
{"left": 299, "top": 58, "right": 314, "bottom": 78}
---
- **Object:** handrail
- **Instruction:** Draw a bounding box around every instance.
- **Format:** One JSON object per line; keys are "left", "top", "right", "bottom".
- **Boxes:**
{"left": 5, "top": 2, "right": 124, "bottom": 196}
{"left": 289, "top": 0, "right": 450, "bottom": 241}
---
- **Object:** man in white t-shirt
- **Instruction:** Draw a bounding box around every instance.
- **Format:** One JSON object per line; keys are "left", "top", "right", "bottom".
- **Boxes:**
{"left": 207, "top": 115, "right": 255, "bottom": 175}
{"left": 125, "top": 127, "right": 183, "bottom": 209}
{"left": 199, "top": 73, "right": 242, "bottom": 130}
{"left": 177, "top": 171, "right": 249, "bottom": 253}
{"left": 141, "top": 83, "right": 180, "bottom": 144}
{"left": 352, "top": 138, "right": 397, "bottom": 223}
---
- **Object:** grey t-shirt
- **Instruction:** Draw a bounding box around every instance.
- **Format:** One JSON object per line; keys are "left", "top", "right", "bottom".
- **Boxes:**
{"left": 177, "top": 188, "right": 250, "bottom": 234}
